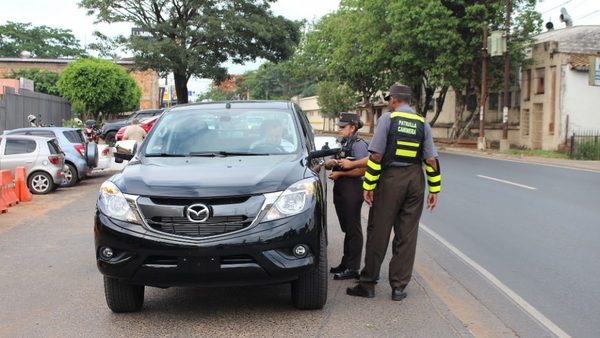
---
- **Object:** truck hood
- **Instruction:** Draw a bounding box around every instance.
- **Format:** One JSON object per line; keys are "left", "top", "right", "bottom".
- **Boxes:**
{"left": 113, "top": 154, "right": 308, "bottom": 198}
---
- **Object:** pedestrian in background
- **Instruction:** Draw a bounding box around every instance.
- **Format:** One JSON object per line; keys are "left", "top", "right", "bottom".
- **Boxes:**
{"left": 345, "top": 84, "right": 442, "bottom": 301}
{"left": 324, "top": 112, "right": 369, "bottom": 280}
{"left": 123, "top": 118, "right": 147, "bottom": 145}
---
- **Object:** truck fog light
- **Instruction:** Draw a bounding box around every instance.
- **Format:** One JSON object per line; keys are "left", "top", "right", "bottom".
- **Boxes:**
{"left": 100, "top": 247, "right": 114, "bottom": 260}
{"left": 293, "top": 244, "right": 308, "bottom": 258}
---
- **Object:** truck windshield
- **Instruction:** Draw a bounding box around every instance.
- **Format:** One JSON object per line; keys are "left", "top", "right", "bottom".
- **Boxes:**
{"left": 144, "top": 108, "right": 300, "bottom": 156}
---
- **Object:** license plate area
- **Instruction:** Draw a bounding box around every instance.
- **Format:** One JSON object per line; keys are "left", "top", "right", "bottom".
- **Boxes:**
{"left": 178, "top": 256, "right": 220, "bottom": 272}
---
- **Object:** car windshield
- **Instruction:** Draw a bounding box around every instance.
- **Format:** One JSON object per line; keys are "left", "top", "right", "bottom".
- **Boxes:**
{"left": 144, "top": 108, "right": 300, "bottom": 156}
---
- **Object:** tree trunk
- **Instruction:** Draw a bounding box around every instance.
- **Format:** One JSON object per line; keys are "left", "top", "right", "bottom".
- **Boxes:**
{"left": 449, "top": 90, "right": 466, "bottom": 140}
{"left": 365, "top": 98, "right": 375, "bottom": 134}
{"left": 174, "top": 72, "right": 189, "bottom": 104}
{"left": 455, "top": 110, "right": 477, "bottom": 143}
{"left": 430, "top": 85, "right": 449, "bottom": 127}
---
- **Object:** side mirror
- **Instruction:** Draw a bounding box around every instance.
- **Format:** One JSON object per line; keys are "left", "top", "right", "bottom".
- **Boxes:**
{"left": 114, "top": 140, "right": 137, "bottom": 161}
{"left": 307, "top": 148, "right": 341, "bottom": 161}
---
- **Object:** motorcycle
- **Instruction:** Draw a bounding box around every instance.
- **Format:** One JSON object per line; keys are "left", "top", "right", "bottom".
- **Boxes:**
{"left": 27, "top": 113, "right": 55, "bottom": 127}
{"left": 84, "top": 119, "right": 99, "bottom": 143}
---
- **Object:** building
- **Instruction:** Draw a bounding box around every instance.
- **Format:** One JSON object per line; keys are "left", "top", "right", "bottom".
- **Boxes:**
{"left": 0, "top": 57, "right": 160, "bottom": 110}
{"left": 519, "top": 25, "right": 600, "bottom": 150}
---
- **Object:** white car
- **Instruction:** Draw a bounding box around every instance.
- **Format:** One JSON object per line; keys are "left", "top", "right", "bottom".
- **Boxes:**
{"left": 94, "top": 144, "right": 112, "bottom": 170}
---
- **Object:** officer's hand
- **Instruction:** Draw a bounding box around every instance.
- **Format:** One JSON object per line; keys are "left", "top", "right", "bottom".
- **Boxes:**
{"left": 364, "top": 190, "right": 374, "bottom": 207}
{"left": 427, "top": 193, "right": 438, "bottom": 211}
{"left": 337, "top": 159, "right": 353, "bottom": 169}
{"left": 324, "top": 159, "right": 337, "bottom": 170}
{"left": 328, "top": 171, "right": 342, "bottom": 181}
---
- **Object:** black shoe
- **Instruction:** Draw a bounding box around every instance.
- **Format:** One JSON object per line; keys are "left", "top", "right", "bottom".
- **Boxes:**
{"left": 346, "top": 284, "right": 375, "bottom": 298}
{"left": 330, "top": 264, "right": 346, "bottom": 274}
{"left": 334, "top": 269, "right": 360, "bottom": 280}
{"left": 392, "top": 288, "right": 407, "bottom": 301}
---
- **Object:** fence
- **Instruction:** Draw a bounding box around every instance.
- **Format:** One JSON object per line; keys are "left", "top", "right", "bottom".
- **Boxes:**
{"left": 0, "top": 86, "right": 71, "bottom": 133}
{"left": 570, "top": 129, "right": 600, "bottom": 160}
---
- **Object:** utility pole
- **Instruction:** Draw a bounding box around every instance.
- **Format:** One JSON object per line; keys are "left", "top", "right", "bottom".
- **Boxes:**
{"left": 500, "top": 0, "right": 512, "bottom": 152}
{"left": 478, "top": 23, "right": 488, "bottom": 151}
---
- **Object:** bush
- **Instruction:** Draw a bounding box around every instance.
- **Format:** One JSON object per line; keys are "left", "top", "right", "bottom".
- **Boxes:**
{"left": 573, "top": 141, "right": 600, "bottom": 160}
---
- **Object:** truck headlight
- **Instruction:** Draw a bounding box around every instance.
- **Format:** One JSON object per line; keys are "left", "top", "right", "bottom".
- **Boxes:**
{"left": 260, "top": 178, "right": 317, "bottom": 223}
{"left": 98, "top": 181, "right": 141, "bottom": 224}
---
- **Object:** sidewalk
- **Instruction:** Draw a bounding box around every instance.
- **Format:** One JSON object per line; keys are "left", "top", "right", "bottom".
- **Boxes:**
{"left": 440, "top": 146, "right": 600, "bottom": 172}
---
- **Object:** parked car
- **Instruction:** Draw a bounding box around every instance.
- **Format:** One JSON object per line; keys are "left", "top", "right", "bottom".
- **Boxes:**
{"left": 0, "top": 135, "right": 64, "bottom": 194}
{"left": 100, "top": 109, "right": 163, "bottom": 146}
{"left": 115, "top": 115, "right": 161, "bottom": 142}
{"left": 96, "top": 101, "right": 338, "bottom": 312}
{"left": 4, "top": 127, "right": 97, "bottom": 187}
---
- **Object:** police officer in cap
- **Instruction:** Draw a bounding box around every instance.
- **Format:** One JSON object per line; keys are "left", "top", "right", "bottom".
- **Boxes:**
{"left": 344, "top": 84, "right": 441, "bottom": 300}
{"left": 324, "top": 112, "right": 369, "bottom": 280}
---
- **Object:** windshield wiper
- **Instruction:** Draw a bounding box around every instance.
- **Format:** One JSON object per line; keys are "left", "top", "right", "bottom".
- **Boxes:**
{"left": 144, "top": 153, "right": 186, "bottom": 157}
{"left": 189, "top": 151, "right": 269, "bottom": 157}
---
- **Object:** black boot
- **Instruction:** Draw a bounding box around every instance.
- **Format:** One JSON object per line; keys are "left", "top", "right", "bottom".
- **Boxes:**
{"left": 346, "top": 284, "right": 375, "bottom": 298}
{"left": 391, "top": 288, "right": 407, "bottom": 301}
{"left": 329, "top": 263, "right": 346, "bottom": 274}
{"left": 333, "top": 269, "right": 360, "bottom": 280}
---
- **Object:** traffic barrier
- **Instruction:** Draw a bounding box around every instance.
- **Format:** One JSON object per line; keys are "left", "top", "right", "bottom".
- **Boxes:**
{"left": 0, "top": 170, "right": 19, "bottom": 207}
{"left": 0, "top": 184, "right": 7, "bottom": 214}
{"left": 14, "top": 167, "right": 32, "bottom": 202}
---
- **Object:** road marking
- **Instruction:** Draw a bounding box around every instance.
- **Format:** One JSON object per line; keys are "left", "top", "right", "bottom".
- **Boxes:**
{"left": 420, "top": 223, "right": 571, "bottom": 338}
{"left": 477, "top": 174, "right": 537, "bottom": 190}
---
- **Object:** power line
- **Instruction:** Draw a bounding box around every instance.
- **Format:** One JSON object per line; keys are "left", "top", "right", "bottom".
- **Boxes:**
{"left": 541, "top": 0, "right": 574, "bottom": 14}
{"left": 576, "top": 8, "right": 600, "bottom": 20}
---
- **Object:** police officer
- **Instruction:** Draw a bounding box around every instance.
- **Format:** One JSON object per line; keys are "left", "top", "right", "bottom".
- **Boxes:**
{"left": 345, "top": 84, "right": 441, "bottom": 300}
{"left": 324, "top": 113, "right": 369, "bottom": 280}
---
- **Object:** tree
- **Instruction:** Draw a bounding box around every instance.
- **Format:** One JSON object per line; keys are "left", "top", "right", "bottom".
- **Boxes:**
{"left": 304, "top": 1, "right": 394, "bottom": 132}
{"left": 0, "top": 22, "right": 85, "bottom": 57}
{"left": 57, "top": 58, "right": 141, "bottom": 120}
{"left": 197, "top": 75, "right": 248, "bottom": 102}
{"left": 80, "top": 0, "right": 301, "bottom": 104}
{"left": 8, "top": 68, "right": 61, "bottom": 96}
{"left": 317, "top": 81, "right": 357, "bottom": 130}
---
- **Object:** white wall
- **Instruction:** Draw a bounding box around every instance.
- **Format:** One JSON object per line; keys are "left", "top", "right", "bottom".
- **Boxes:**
{"left": 563, "top": 70, "right": 600, "bottom": 133}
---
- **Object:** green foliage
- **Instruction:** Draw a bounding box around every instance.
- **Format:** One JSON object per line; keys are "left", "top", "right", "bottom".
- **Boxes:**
{"left": 0, "top": 21, "right": 85, "bottom": 57}
{"left": 8, "top": 68, "right": 61, "bottom": 96}
{"left": 316, "top": 81, "right": 357, "bottom": 119}
{"left": 80, "top": 0, "right": 301, "bottom": 104}
{"left": 62, "top": 118, "right": 84, "bottom": 128}
{"left": 573, "top": 141, "right": 600, "bottom": 160}
{"left": 57, "top": 58, "right": 141, "bottom": 120}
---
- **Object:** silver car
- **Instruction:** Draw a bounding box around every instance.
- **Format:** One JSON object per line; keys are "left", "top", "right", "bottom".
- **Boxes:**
{"left": 0, "top": 135, "right": 65, "bottom": 194}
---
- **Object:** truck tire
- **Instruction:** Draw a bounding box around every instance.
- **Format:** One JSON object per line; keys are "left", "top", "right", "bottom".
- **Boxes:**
{"left": 104, "top": 276, "right": 144, "bottom": 313}
{"left": 104, "top": 131, "right": 116, "bottom": 147}
{"left": 291, "top": 230, "right": 327, "bottom": 310}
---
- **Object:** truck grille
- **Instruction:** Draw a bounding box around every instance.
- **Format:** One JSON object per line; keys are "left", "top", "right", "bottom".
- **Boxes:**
{"left": 146, "top": 216, "right": 253, "bottom": 238}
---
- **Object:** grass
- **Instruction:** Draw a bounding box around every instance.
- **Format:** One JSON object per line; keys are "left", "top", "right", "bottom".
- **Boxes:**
{"left": 503, "top": 149, "right": 569, "bottom": 159}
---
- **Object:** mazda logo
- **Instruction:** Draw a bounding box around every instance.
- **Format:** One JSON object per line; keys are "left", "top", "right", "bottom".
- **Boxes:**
{"left": 186, "top": 204, "right": 210, "bottom": 223}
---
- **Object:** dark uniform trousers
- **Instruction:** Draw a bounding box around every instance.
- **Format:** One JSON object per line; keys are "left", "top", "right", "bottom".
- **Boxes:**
{"left": 333, "top": 176, "right": 364, "bottom": 270}
{"left": 360, "top": 164, "right": 425, "bottom": 289}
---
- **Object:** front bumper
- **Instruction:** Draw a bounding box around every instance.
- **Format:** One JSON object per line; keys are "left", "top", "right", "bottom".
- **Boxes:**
{"left": 95, "top": 209, "right": 320, "bottom": 288}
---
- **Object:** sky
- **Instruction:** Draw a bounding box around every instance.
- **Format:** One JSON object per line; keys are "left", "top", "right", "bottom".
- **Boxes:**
{"left": 1, "top": 0, "right": 599, "bottom": 94}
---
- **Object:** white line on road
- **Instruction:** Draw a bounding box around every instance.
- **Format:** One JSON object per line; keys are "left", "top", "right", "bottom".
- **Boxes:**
{"left": 477, "top": 175, "right": 537, "bottom": 190}
{"left": 420, "top": 223, "right": 571, "bottom": 338}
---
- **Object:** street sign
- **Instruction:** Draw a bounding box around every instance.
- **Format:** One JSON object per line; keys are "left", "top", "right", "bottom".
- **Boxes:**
{"left": 488, "top": 31, "right": 506, "bottom": 57}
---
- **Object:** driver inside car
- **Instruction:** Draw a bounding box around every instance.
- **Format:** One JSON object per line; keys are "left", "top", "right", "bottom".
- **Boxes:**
{"left": 250, "top": 119, "right": 295, "bottom": 152}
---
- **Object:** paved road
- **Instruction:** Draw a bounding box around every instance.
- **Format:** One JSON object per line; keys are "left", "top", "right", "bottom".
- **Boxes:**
{"left": 0, "top": 170, "right": 468, "bottom": 337}
{"left": 421, "top": 153, "right": 600, "bottom": 338}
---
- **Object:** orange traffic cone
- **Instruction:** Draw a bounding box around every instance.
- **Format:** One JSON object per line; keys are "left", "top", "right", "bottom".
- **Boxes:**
{"left": 15, "top": 167, "right": 32, "bottom": 202}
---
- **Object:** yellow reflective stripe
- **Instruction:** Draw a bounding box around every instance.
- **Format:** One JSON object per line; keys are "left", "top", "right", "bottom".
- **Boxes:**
{"left": 390, "top": 112, "right": 425, "bottom": 123}
{"left": 397, "top": 140, "right": 420, "bottom": 148}
{"left": 364, "top": 171, "right": 380, "bottom": 182}
{"left": 429, "top": 185, "right": 441, "bottom": 193}
{"left": 427, "top": 175, "right": 441, "bottom": 183}
{"left": 425, "top": 165, "right": 435, "bottom": 173}
{"left": 367, "top": 159, "right": 381, "bottom": 171}
{"left": 395, "top": 149, "right": 417, "bottom": 157}
{"left": 363, "top": 181, "right": 377, "bottom": 191}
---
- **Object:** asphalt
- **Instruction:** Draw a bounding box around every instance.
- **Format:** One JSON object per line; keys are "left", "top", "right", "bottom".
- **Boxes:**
{"left": 0, "top": 167, "right": 472, "bottom": 337}
{"left": 421, "top": 152, "right": 600, "bottom": 338}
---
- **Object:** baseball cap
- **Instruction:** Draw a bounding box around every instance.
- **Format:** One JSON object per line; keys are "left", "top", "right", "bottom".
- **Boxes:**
{"left": 384, "top": 84, "right": 412, "bottom": 101}
{"left": 336, "top": 112, "right": 361, "bottom": 127}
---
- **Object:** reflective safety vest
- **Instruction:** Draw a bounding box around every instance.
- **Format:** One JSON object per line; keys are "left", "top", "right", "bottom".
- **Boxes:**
{"left": 383, "top": 111, "right": 425, "bottom": 166}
